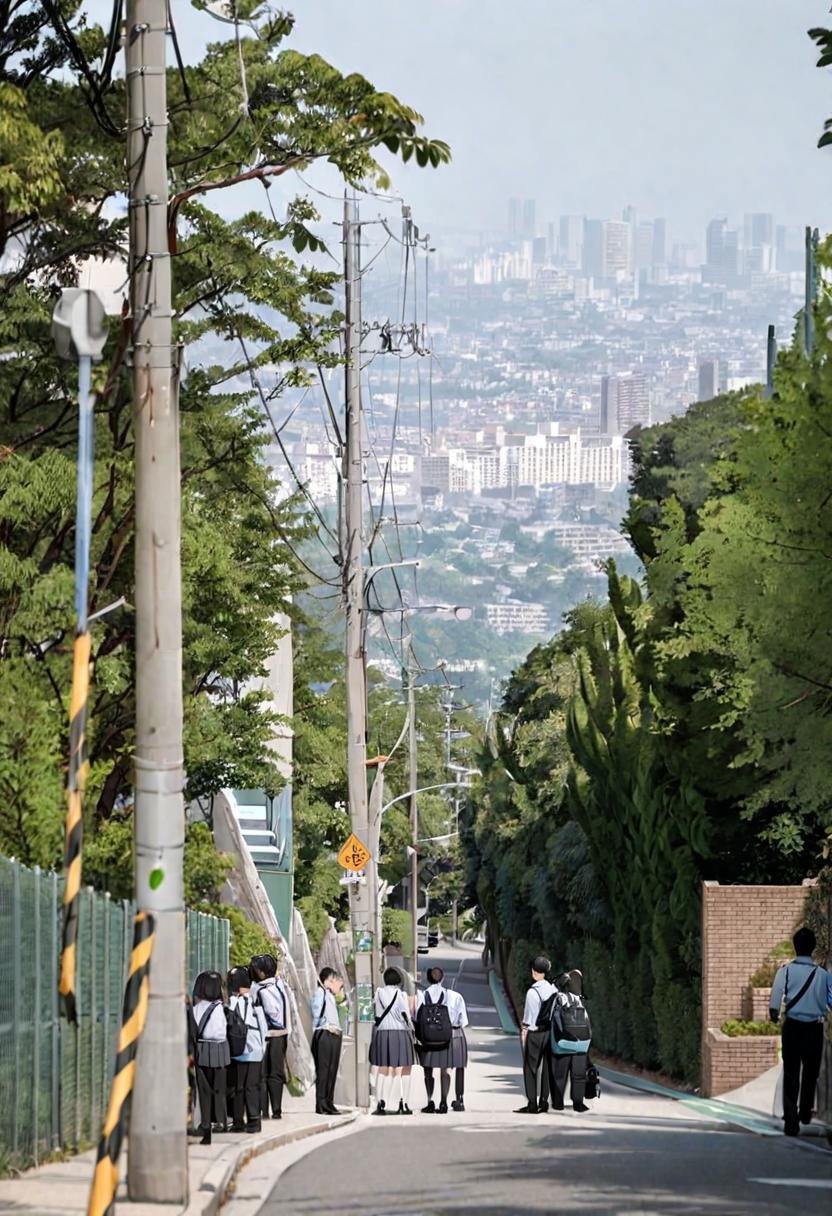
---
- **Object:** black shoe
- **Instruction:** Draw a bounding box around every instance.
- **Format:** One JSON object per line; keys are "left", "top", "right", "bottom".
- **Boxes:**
{"left": 438, "top": 1101, "right": 448, "bottom": 1114}
{"left": 421, "top": 1100, "right": 436, "bottom": 1114}
{"left": 514, "top": 1104, "right": 537, "bottom": 1114}
{"left": 451, "top": 1099, "right": 465, "bottom": 1112}
{"left": 315, "top": 1106, "right": 328, "bottom": 1114}
{"left": 784, "top": 1119, "right": 800, "bottom": 1137}
{"left": 799, "top": 1111, "right": 813, "bottom": 1125}
{"left": 398, "top": 1101, "right": 413, "bottom": 1115}
{"left": 200, "top": 1128, "right": 212, "bottom": 1145}
{"left": 551, "top": 1101, "right": 565, "bottom": 1111}
{"left": 371, "top": 1101, "right": 386, "bottom": 1116}
{"left": 538, "top": 1101, "right": 549, "bottom": 1113}
{"left": 325, "top": 1104, "right": 342, "bottom": 1116}
{"left": 573, "top": 1103, "right": 589, "bottom": 1113}
{"left": 245, "top": 1122, "right": 261, "bottom": 1134}
{"left": 212, "top": 1122, "right": 228, "bottom": 1133}
{"left": 230, "top": 1122, "right": 246, "bottom": 1133}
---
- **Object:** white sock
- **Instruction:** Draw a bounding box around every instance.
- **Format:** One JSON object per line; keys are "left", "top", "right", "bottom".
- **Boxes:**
{"left": 401, "top": 1072, "right": 412, "bottom": 1109}
{"left": 380, "top": 1073, "right": 392, "bottom": 1106}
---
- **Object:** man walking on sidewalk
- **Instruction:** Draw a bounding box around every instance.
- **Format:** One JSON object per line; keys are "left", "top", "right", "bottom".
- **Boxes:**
{"left": 515, "top": 955, "right": 555, "bottom": 1114}
{"left": 769, "top": 926, "right": 832, "bottom": 1137}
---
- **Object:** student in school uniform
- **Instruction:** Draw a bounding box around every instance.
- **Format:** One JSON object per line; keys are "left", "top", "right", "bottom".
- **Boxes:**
{"left": 227, "top": 965, "right": 267, "bottom": 1134}
{"left": 416, "top": 966, "right": 462, "bottom": 1114}
{"left": 250, "top": 953, "right": 291, "bottom": 1120}
{"left": 370, "top": 967, "right": 416, "bottom": 1115}
{"left": 190, "top": 970, "right": 230, "bottom": 1142}
{"left": 515, "top": 955, "right": 555, "bottom": 1114}
{"left": 769, "top": 926, "right": 832, "bottom": 1137}
{"left": 310, "top": 967, "right": 345, "bottom": 1115}
{"left": 448, "top": 981, "right": 470, "bottom": 1112}
{"left": 549, "top": 969, "right": 590, "bottom": 1113}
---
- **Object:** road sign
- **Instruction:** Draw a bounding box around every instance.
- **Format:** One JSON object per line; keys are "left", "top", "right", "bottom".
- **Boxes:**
{"left": 337, "top": 832, "right": 371, "bottom": 871}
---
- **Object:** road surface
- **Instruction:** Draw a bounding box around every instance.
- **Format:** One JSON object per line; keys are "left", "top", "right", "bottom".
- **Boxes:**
{"left": 254, "top": 943, "right": 832, "bottom": 1215}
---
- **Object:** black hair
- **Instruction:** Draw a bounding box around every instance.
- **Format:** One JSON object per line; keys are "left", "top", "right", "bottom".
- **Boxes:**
{"left": 227, "top": 966, "right": 251, "bottom": 994}
{"left": 383, "top": 967, "right": 403, "bottom": 987}
{"left": 193, "top": 970, "right": 223, "bottom": 1003}
{"left": 531, "top": 955, "right": 551, "bottom": 976}
{"left": 426, "top": 966, "right": 444, "bottom": 984}
{"left": 319, "top": 966, "right": 337, "bottom": 984}
{"left": 793, "top": 926, "right": 817, "bottom": 956}
{"left": 257, "top": 954, "right": 277, "bottom": 979}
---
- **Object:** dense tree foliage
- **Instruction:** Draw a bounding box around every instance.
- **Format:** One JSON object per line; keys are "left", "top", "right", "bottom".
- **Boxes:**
{"left": 0, "top": 4, "right": 448, "bottom": 926}
{"left": 466, "top": 266, "right": 832, "bottom": 1081}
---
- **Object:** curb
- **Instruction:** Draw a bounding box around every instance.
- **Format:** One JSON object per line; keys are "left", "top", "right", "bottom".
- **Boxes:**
{"left": 486, "top": 967, "right": 519, "bottom": 1035}
{"left": 183, "top": 1114, "right": 358, "bottom": 1216}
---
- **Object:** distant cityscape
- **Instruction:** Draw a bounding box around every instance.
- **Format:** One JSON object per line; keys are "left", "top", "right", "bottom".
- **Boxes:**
{"left": 277, "top": 199, "right": 808, "bottom": 697}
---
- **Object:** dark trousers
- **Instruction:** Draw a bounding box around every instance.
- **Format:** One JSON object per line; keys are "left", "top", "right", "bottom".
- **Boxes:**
{"left": 261, "top": 1035, "right": 287, "bottom": 1117}
{"left": 312, "top": 1029, "right": 341, "bottom": 1111}
{"left": 228, "top": 1060, "right": 262, "bottom": 1127}
{"left": 523, "top": 1030, "right": 550, "bottom": 1108}
{"left": 195, "top": 1063, "right": 227, "bottom": 1130}
{"left": 550, "top": 1051, "right": 587, "bottom": 1108}
{"left": 782, "top": 1019, "right": 824, "bottom": 1125}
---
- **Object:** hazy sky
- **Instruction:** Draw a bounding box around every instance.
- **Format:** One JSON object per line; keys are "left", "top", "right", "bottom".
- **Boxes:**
{"left": 89, "top": 2, "right": 832, "bottom": 243}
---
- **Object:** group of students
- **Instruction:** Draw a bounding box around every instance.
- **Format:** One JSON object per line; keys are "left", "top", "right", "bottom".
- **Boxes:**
{"left": 368, "top": 965, "right": 469, "bottom": 1115}
{"left": 517, "top": 955, "right": 597, "bottom": 1114}
{"left": 188, "top": 953, "right": 292, "bottom": 1143}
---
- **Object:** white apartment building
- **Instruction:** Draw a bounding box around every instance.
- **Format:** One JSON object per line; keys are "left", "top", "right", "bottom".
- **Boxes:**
{"left": 485, "top": 601, "right": 550, "bottom": 634}
{"left": 443, "top": 430, "right": 627, "bottom": 495}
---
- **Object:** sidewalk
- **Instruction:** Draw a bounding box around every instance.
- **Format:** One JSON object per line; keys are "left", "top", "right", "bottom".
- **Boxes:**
{"left": 0, "top": 1102, "right": 356, "bottom": 1216}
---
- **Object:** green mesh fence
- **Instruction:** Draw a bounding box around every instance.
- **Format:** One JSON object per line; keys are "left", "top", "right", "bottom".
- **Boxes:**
{"left": 0, "top": 855, "right": 229, "bottom": 1173}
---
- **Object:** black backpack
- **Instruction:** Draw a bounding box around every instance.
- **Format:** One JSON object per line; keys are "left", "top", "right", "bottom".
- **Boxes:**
{"left": 536, "top": 992, "right": 557, "bottom": 1031}
{"left": 552, "top": 992, "right": 592, "bottom": 1044}
{"left": 416, "top": 992, "right": 452, "bottom": 1049}
{"left": 224, "top": 1003, "right": 248, "bottom": 1058}
{"left": 585, "top": 1061, "right": 601, "bottom": 1100}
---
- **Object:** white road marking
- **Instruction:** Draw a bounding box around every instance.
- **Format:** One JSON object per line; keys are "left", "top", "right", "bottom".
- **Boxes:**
{"left": 748, "top": 1178, "right": 832, "bottom": 1189}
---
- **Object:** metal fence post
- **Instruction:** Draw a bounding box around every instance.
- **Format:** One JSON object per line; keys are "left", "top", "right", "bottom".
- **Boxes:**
{"left": 103, "top": 893, "right": 111, "bottom": 1102}
{"left": 90, "top": 888, "right": 97, "bottom": 1137}
{"left": 12, "top": 859, "right": 21, "bottom": 1163}
{"left": 50, "top": 869, "right": 60, "bottom": 1150}
{"left": 33, "top": 865, "right": 42, "bottom": 1164}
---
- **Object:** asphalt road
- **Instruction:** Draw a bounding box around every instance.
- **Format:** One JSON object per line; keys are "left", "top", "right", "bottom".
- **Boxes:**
{"left": 260, "top": 945, "right": 832, "bottom": 1216}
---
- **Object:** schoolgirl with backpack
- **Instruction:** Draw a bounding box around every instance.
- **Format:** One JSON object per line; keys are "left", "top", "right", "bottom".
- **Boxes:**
{"left": 250, "top": 953, "right": 291, "bottom": 1120}
{"left": 415, "top": 967, "right": 468, "bottom": 1114}
{"left": 189, "top": 970, "right": 232, "bottom": 1142}
{"left": 227, "top": 966, "right": 267, "bottom": 1133}
{"left": 549, "top": 969, "right": 592, "bottom": 1112}
{"left": 370, "top": 967, "right": 416, "bottom": 1115}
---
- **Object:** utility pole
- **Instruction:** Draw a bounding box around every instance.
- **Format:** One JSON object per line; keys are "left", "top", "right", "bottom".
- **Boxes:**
{"left": 343, "top": 197, "right": 373, "bottom": 1107}
{"left": 804, "top": 225, "right": 819, "bottom": 356}
{"left": 125, "top": 3, "right": 188, "bottom": 1202}
{"left": 407, "top": 649, "right": 419, "bottom": 980}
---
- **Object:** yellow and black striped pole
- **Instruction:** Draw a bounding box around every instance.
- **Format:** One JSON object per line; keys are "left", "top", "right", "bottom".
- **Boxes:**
{"left": 59, "top": 629, "right": 91, "bottom": 1023}
{"left": 87, "top": 910, "right": 156, "bottom": 1216}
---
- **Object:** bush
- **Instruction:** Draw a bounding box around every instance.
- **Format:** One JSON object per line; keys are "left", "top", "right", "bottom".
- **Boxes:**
{"left": 721, "top": 1019, "right": 780, "bottom": 1037}
{"left": 749, "top": 940, "right": 793, "bottom": 988}
{"left": 382, "top": 908, "right": 411, "bottom": 948}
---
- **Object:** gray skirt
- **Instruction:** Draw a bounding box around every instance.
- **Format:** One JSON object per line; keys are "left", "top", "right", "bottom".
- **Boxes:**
{"left": 449, "top": 1026, "right": 468, "bottom": 1069}
{"left": 197, "top": 1039, "right": 230, "bottom": 1068}
{"left": 369, "top": 1027, "right": 415, "bottom": 1068}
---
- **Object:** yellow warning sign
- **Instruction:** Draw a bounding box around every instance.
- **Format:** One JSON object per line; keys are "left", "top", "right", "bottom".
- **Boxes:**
{"left": 337, "top": 833, "right": 371, "bottom": 871}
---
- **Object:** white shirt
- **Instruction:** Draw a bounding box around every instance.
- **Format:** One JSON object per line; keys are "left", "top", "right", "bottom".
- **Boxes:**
{"left": 415, "top": 983, "right": 468, "bottom": 1029}
{"left": 254, "top": 977, "right": 291, "bottom": 1036}
{"left": 193, "top": 999, "right": 227, "bottom": 1042}
{"left": 522, "top": 980, "right": 555, "bottom": 1030}
{"left": 311, "top": 985, "right": 342, "bottom": 1032}
{"left": 230, "top": 992, "right": 268, "bottom": 1041}
{"left": 374, "top": 985, "right": 412, "bottom": 1030}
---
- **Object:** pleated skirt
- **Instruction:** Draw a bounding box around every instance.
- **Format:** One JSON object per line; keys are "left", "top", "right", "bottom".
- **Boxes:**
{"left": 196, "top": 1039, "right": 230, "bottom": 1068}
{"left": 449, "top": 1027, "right": 468, "bottom": 1068}
{"left": 418, "top": 1027, "right": 468, "bottom": 1069}
{"left": 369, "top": 1027, "right": 415, "bottom": 1067}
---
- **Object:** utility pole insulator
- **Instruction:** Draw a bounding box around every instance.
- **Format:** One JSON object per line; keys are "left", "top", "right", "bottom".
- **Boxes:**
{"left": 51, "top": 289, "right": 108, "bottom": 362}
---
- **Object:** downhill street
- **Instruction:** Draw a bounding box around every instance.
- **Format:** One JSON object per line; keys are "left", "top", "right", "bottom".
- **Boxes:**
{"left": 248, "top": 943, "right": 832, "bottom": 1216}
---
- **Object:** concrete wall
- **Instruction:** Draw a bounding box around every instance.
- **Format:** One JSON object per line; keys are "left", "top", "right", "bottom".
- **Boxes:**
{"left": 700, "top": 880, "right": 810, "bottom": 1097}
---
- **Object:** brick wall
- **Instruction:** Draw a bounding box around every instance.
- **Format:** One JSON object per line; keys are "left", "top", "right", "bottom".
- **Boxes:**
{"left": 700, "top": 880, "right": 810, "bottom": 1097}
{"left": 701, "top": 880, "right": 809, "bottom": 1029}
{"left": 704, "top": 1028, "right": 781, "bottom": 1096}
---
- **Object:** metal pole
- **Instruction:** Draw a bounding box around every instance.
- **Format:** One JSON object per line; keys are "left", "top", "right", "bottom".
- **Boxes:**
{"left": 805, "top": 225, "right": 817, "bottom": 356}
{"left": 126, "top": 2, "right": 188, "bottom": 1201}
{"left": 408, "top": 654, "right": 419, "bottom": 981}
{"left": 344, "top": 196, "right": 373, "bottom": 1107}
{"left": 765, "top": 324, "right": 777, "bottom": 399}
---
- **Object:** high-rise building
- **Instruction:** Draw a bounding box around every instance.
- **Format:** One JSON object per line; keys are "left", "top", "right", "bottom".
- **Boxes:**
{"left": 697, "top": 359, "right": 720, "bottom": 401}
{"left": 706, "top": 218, "right": 727, "bottom": 269}
{"left": 602, "top": 220, "right": 631, "bottom": 278}
{"left": 531, "top": 236, "right": 547, "bottom": 265}
{"left": 508, "top": 197, "right": 519, "bottom": 237}
{"left": 559, "top": 215, "right": 583, "bottom": 267}
{"left": 744, "top": 213, "right": 774, "bottom": 249}
{"left": 652, "top": 218, "right": 669, "bottom": 266}
{"left": 636, "top": 221, "right": 654, "bottom": 273}
{"left": 582, "top": 219, "right": 604, "bottom": 278}
{"left": 522, "top": 199, "right": 536, "bottom": 238}
{"left": 601, "top": 373, "right": 649, "bottom": 433}
{"left": 705, "top": 217, "right": 740, "bottom": 280}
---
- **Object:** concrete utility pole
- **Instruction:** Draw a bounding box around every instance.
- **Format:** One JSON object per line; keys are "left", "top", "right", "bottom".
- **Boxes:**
{"left": 407, "top": 651, "right": 419, "bottom": 979}
{"left": 125, "top": 3, "right": 188, "bottom": 1201}
{"left": 343, "top": 197, "right": 373, "bottom": 1107}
